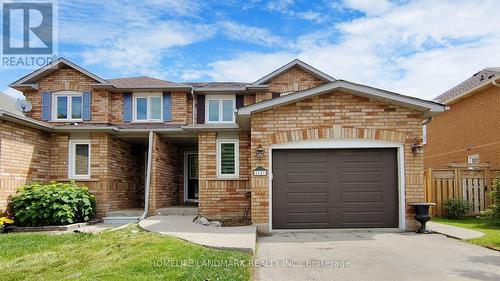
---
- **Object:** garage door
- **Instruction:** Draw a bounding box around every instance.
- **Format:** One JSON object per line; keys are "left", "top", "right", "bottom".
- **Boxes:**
{"left": 272, "top": 148, "right": 398, "bottom": 229}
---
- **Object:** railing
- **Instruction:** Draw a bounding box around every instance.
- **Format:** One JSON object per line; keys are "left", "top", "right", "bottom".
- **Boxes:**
{"left": 424, "top": 167, "right": 499, "bottom": 216}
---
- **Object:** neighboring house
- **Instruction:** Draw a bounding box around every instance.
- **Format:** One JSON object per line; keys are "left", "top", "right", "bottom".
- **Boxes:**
{"left": 0, "top": 58, "right": 445, "bottom": 232}
{"left": 425, "top": 68, "right": 500, "bottom": 169}
{"left": 0, "top": 92, "right": 22, "bottom": 115}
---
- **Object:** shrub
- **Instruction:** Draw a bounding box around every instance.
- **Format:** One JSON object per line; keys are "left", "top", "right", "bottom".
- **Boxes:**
{"left": 444, "top": 198, "right": 471, "bottom": 219}
{"left": 10, "top": 182, "right": 96, "bottom": 226}
{"left": 482, "top": 177, "right": 500, "bottom": 218}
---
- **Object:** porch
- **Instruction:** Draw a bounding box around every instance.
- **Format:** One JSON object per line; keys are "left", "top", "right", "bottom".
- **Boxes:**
{"left": 100, "top": 129, "right": 200, "bottom": 222}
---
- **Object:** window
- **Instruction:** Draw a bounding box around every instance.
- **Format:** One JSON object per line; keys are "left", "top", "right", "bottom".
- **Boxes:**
{"left": 467, "top": 154, "right": 479, "bottom": 168}
{"left": 133, "top": 94, "right": 162, "bottom": 122}
{"left": 422, "top": 124, "right": 427, "bottom": 145}
{"left": 69, "top": 140, "right": 91, "bottom": 179}
{"left": 52, "top": 91, "right": 83, "bottom": 121}
{"left": 206, "top": 95, "right": 235, "bottom": 123}
{"left": 217, "top": 139, "right": 239, "bottom": 178}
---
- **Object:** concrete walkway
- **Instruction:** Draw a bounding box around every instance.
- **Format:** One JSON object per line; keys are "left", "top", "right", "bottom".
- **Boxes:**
{"left": 139, "top": 215, "right": 257, "bottom": 253}
{"left": 428, "top": 221, "right": 485, "bottom": 239}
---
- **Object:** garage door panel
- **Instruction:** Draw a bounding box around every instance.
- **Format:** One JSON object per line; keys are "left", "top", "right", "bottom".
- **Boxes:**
{"left": 272, "top": 148, "right": 398, "bottom": 229}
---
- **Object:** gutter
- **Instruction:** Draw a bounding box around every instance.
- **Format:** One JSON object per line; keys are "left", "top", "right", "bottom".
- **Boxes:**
{"left": 140, "top": 131, "right": 153, "bottom": 220}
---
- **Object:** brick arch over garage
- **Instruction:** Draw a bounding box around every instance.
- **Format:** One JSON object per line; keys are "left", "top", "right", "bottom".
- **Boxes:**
{"left": 268, "top": 125, "right": 408, "bottom": 145}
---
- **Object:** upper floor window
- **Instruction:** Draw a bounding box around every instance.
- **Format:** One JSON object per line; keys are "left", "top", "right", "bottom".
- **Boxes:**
{"left": 206, "top": 95, "right": 235, "bottom": 123}
{"left": 133, "top": 93, "right": 162, "bottom": 122}
{"left": 52, "top": 91, "right": 83, "bottom": 121}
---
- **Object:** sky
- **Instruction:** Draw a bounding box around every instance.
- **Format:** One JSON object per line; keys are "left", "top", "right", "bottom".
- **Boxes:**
{"left": 2, "top": 0, "right": 500, "bottom": 100}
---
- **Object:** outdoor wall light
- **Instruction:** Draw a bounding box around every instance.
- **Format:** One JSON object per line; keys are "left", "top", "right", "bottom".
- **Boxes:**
{"left": 411, "top": 137, "right": 424, "bottom": 155}
{"left": 256, "top": 145, "right": 265, "bottom": 159}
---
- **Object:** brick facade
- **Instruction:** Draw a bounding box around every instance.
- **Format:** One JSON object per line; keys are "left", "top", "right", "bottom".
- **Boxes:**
{"left": 149, "top": 133, "right": 182, "bottom": 213}
{"left": 23, "top": 68, "right": 191, "bottom": 126}
{"left": 255, "top": 66, "right": 327, "bottom": 102}
{"left": 0, "top": 119, "right": 144, "bottom": 217}
{"left": 3, "top": 60, "right": 435, "bottom": 230}
{"left": 197, "top": 131, "right": 251, "bottom": 219}
{"left": 249, "top": 91, "right": 424, "bottom": 231}
{"left": 425, "top": 86, "right": 500, "bottom": 169}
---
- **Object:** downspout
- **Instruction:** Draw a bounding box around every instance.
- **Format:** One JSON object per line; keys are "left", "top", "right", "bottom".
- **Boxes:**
{"left": 191, "top": 88, "right": 196, "bottom": 125}
{"left": 140, "top": 131, "right": 154, "bottom": 220}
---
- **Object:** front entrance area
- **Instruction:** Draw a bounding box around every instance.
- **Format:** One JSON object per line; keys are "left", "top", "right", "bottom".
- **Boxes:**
{"left": 272, "top": 148, "right": 398, "bottom": 229}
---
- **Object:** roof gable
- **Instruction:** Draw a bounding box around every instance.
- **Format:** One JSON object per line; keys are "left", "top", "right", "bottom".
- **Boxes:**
{"left": 434, "top": 68, "right": 500, "bottom": 104}
{"left": 10, "top": 58, "right": 110, "bottom": 88}
{"left": 237, "top": 80, "right": 445, "bottom": 129}
{"left": 251, "top": 59, "right": 335, "bottom": 86}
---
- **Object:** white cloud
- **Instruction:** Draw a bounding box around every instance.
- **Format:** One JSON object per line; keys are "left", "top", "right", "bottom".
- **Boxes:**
{"left": 58, "top": 0, "right": 209, "bottom": 77}
{"left": 266, "top": 0, "right": 295, "bottom": 12}
{"left": 198, "top": 0, "right": 500, "bottom": 99}
{"left": 219, "top": 21, "right": 289, "bottom": 47}
{"left": 185, "top": 52, "right": 295, "bottom": 82}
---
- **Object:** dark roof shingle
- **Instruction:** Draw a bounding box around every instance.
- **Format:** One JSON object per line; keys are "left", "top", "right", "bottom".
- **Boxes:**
{"left": 108, "top": 76, "right": 190, "bottom": 89}
{"left": 434, "top": 68, "right": 500, "bottom": 103}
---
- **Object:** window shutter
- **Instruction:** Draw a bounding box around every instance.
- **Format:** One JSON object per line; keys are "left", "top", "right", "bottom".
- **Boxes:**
{"left": 82, "top": 92, "right": 92, "bottom": 121}
{"left": 123, "top": 92, "right": 132, "bottom": 123}
{"left": 236, "top": 95, "right": 244, "bottom": 109}
{"left": 197, "top": 95, "right": 205, "bottom": 124}
{"left": 163, "top": 92, "right": 172, "bottom": 121}
{"left": 41, "top": 91, "right": 51, "bottom": 121}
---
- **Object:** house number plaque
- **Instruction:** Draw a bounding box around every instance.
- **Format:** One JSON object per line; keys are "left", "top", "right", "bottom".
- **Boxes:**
{"left": 253, "top": 166, "right": 267, "bottom": 176}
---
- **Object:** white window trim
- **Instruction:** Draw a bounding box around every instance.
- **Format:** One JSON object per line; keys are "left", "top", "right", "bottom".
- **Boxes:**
{"left": 132, "top": 93, "right": 163, "bottom": 123}
{"left": 467, "top": 154, "right": 479, "bottom": 164}
{"left": 205, "top": 94, "right": 236, "bottom": 124}
{"left": 216, "top": 138, "right": 239, "bottom": 178}
{"left": 51, "top": 91, "right": 83, "bottom": 122}
{"left": 68, "top": 140, "right": 91, "bottom": 180}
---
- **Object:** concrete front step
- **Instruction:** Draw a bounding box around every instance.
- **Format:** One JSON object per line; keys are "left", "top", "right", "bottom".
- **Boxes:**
{"left": 102, "top": 216, "right": 140, "bottom": 224}
{"left": 155, "top": 206, "right": 198, "bottom": 216}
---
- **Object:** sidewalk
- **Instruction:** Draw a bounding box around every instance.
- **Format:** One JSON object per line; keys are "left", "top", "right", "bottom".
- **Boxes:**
{"left": 139, "top": 215, "right": 257, "bottom": 253}
{"left": 427, "top": 221, "right": 485, "bottom": 239}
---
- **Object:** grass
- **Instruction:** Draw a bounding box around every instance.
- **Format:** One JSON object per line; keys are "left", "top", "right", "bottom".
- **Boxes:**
{"left": 0, "top": 225, "right": 252, "bottom": 281}
{"left": 432, "top": 216, "right": 500, "bottom": 250}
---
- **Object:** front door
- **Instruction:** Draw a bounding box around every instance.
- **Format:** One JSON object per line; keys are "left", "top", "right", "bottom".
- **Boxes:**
{"left": 186, "top": 153, "right": 199, "bottom": 201}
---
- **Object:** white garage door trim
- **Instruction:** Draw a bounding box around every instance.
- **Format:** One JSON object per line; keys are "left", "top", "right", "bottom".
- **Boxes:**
{"left": 268, "top": 139, "right": 406, "bottom": 232}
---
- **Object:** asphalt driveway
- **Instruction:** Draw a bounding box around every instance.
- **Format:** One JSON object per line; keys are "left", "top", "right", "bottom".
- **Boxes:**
{"left": 255, "top": 231, "right": 500, "bottom": 281}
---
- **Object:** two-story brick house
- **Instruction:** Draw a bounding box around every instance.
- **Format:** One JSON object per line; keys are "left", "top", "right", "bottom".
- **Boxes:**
{"left": 0, "top": 58, "right": 445, "bottom": 232}
{"left": 425, "top": 67, "right": 500, "bottom": 169}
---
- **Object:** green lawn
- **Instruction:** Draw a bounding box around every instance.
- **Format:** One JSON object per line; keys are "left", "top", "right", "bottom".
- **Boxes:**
{"left": 432, "top": 216, "right": 500, "bottom": 250}
{"left": 0, "top": 225, "right": 252, "bottom": 281}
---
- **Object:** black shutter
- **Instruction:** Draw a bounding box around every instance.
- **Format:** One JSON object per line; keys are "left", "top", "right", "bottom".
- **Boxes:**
{"left": 197, "top": 95, "right": 205, "bottom": 124}
{"left": 236, "top": 95, "right": 244, "bottom": 109}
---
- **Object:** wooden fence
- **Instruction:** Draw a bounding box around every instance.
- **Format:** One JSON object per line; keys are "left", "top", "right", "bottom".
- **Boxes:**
{"left": 424, "top": 168, "right": 499, "bottom": 216}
